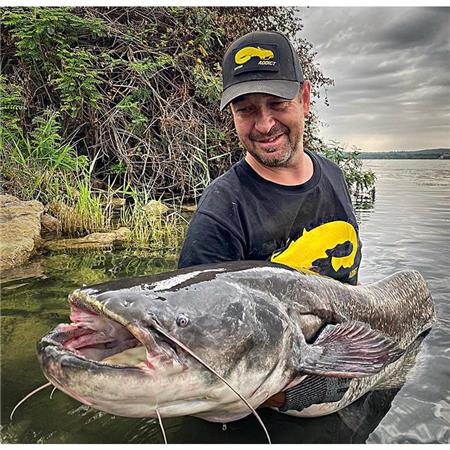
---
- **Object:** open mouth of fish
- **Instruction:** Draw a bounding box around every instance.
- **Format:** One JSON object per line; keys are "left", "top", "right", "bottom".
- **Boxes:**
{"left": 38, "top": 292, "right": 184, "bottom": 374}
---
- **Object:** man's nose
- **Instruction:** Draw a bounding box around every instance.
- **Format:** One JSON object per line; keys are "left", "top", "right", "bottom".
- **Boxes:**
{"left": 254, "top": 108, "right": 276, "bottom": 135}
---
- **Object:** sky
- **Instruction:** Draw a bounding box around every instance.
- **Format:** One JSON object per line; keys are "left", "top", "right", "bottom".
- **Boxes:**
{"left": 296, "top": 7, "right": 450, "bottom": 152}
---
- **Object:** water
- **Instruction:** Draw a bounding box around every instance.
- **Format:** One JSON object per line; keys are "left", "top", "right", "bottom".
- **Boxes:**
{"left": 1, "top": 159, "right": 449, "bottom": 444}
{"left": 358, "top": 160, "right": 450, "bottom": 444}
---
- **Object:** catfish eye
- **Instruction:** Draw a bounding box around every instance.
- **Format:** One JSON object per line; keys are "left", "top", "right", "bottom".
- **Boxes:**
{"left": 176, "top": 313, "right": 189, "bottom": 327}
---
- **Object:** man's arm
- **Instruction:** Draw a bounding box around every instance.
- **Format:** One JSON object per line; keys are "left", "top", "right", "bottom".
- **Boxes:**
{"left": 178, "top": 211, "right": 245, "bottom": 269}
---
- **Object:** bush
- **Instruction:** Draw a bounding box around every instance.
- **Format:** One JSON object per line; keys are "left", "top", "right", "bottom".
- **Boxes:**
{"left": 2, "top": 6, "right": 363, "bottom": 203}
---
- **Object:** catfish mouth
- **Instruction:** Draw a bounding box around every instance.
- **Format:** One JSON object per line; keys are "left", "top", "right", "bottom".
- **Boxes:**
{"left": 38, "top": 292, "right": 183, "bottom": 372}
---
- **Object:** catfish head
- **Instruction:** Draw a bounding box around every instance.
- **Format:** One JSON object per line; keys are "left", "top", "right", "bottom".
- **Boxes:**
{"left": 37, "top": 264, "right": 297, "bottom": 422}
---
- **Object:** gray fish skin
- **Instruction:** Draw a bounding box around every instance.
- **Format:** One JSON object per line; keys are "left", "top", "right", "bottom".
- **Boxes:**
{"left": 37, "top": 261, "right": 435, "bottom": 422}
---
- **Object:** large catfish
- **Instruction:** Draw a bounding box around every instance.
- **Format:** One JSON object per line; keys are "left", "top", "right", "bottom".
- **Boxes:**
{"left": 37, "top": 261, "right": 435, "bottom": 425}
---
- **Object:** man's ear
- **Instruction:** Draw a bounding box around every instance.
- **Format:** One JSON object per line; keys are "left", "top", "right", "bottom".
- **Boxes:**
{"left": 301, "top": 80, "right": 311, "bottom": 116}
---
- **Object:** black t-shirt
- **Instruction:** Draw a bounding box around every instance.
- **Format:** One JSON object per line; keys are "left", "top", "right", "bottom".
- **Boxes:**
{"left": 178, "top": 149, "right": 361, "bottom": 284}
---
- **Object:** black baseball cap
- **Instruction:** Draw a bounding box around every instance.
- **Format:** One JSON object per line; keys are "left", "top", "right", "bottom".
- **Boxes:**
{"left": 220, "top": 31, "right": 304, "bottom": 111}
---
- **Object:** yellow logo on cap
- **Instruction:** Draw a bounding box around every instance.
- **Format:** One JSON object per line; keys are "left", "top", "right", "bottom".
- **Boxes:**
{"left": 235, "top": 46, "right": 274, "bottom": 65}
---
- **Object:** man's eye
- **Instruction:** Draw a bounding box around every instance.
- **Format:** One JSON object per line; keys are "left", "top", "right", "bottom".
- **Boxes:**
{"left": 272, "top": 101, "right": 288, "bottom": 109}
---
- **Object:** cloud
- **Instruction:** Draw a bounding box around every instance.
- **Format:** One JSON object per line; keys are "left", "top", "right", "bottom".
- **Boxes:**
{"left": 298, "top": 7, "right": 450, "bottom": 151}
{"left": 372, "top": 8, "right": 449, "bottom": 51}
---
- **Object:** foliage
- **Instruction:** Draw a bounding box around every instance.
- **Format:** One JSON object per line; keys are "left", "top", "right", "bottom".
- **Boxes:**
{"left": 51, "top": 155, "right": 111, "bottom": 236}
{"left": 118, "top": 187, "right": 188, "bottom": 249}
{"left": 320, "top": 141, "right": 376, "bottom": 193}
{"left": 1, "top": 7, "right": 105, "bottom": 60}
{"left": 359, "top": 149, "right": 450, "bottom": 160}
{"left": 0, "top": 100, "right": 88, "bottom": 202}
{"left": 1, "top": 8, "right": 105, "bottom": 118}
{"left": 53, "top": 48, "right": 102, "bottom": 117}
{"left": 0, "top": 74, "right": 23, "bottom": 134}
{"left": 1, "top": 6, "right": 345, "bottom": 203}
{"left": 307, "top": 124, "right": 376, "bottom": 195}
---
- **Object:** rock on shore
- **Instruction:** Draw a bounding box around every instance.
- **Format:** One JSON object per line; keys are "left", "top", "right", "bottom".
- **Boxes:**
{"left": 43, "top": 227, "right": 131, "bottom": 251}
{"left": 0, "top": 195, "right": 44, "bottom": 272}
{"left": 0, "top": 194, "right": 132, "bottom": 273}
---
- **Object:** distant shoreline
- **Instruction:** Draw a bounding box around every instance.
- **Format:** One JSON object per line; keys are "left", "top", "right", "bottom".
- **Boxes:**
{"left": 355, "top": 148, "right": 450, "bottom": 160}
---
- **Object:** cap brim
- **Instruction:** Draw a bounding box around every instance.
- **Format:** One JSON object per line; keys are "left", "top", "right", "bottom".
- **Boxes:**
{"left": 220, "top": 80, "right": 300, "bottom": 111}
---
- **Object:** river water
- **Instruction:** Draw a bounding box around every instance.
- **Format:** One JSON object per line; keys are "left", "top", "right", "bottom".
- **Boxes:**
{"left": 1, "top": 159, "right": 449, "bottom": 444}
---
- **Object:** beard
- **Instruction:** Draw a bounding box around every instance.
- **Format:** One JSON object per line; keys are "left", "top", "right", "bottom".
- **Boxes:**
{"left": 244, "top": 123, "right": 302, "bottom": 168}
{"left": 247, "top": 142, "right": 294, "bottom": 167}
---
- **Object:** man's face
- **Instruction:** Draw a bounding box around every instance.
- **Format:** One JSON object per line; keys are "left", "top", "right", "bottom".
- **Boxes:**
{"left": 230, "top": 81, "right": 310, "bottom": 168}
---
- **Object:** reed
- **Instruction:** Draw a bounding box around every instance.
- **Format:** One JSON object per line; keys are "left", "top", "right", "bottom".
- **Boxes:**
{"left": 48, "top": 154, "right": 112, "bottom": 236}
{"left": 118, "top": 187, "right": 188, "bottom": 251}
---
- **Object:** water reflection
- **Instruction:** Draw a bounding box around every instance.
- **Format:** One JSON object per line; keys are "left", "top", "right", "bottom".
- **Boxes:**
{"left": 353, "top": 190, "right": 376, "bottom": 225}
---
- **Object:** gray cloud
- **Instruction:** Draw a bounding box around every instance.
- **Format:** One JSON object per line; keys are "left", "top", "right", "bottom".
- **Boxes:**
{"left": 297, "top": 7, "right": 450, "bottom": 151}
{"left": 372, "top": 8, "right": 449, "bottom": 51}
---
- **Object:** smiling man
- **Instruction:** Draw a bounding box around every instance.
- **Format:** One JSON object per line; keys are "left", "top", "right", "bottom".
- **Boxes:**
{"left": 179, "top": 31, "right": 361, "bottom": 284}
{"left": 178, "top": 31, "right": 359, "bottom": 412}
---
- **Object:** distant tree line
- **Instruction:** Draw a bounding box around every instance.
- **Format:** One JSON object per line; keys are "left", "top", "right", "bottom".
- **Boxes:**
{"left": 358, "top": 149, "right": 450, "bottom": 159}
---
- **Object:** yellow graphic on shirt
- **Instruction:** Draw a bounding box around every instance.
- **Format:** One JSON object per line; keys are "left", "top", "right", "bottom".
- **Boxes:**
{"left": 235, "top": 46, "right": 274, "bottom": 65}
{"left": 270, "top": 221, "right": 359, "bottom": 273}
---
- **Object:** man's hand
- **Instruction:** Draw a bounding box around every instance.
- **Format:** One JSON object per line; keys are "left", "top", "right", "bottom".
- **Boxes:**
{"left": 260, "top": 376, "right": 352, "bottom": 411}
{"left": 260, "top": 391, "right": 286, "bottom": 408}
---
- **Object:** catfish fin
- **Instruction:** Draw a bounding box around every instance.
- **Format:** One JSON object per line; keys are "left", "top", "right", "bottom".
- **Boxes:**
{"left": 298, "top": 321, "right": 404, "bottom": 378}
{"left": 372, "top": 334, "right": 423, "bottom": 390}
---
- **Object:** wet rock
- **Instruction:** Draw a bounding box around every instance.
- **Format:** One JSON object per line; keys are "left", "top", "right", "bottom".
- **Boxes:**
{"left": 41, "top": 213, "right": 59, "bottom": 239}
{"left": 44, "top": 227, "right": 131, "bottom": 251}
{"left": 143, "top": 200, "right": 169, "bottom": 217}
{"left": 0, "top": 260, "right": 46, "bottom": 283}
{"left": 110, "top": 197, "right": 126, "bottom": 210}
{"left": 0, "top": 195, "right": 44, "bottom": 272}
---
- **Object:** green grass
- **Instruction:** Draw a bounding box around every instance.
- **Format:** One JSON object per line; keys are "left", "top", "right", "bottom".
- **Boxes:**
{"left": 118, "top": 187, "right": 188, "bottom": 250}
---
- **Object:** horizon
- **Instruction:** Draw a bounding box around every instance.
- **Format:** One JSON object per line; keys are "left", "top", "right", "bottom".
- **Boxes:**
{"left": 345, "top": 147, "right": 450, "bottom": 153}
{"left": 352, "top": 147, "right": 450, "bottom": 153}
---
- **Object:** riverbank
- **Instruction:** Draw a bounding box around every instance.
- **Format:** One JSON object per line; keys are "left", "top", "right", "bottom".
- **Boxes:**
{"left": 0, "top": 193, "right": 189, "bottom": 273}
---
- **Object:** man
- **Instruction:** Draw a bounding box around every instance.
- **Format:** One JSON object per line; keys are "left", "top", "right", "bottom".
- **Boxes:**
{"left": 178, "top": 31, "right": 360, "bottom": 412}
